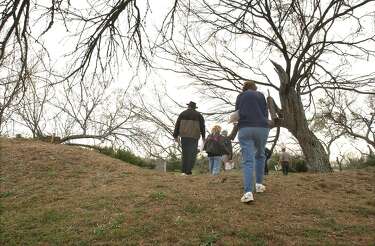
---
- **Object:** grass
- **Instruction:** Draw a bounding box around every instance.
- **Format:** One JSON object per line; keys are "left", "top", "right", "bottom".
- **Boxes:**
{"left": 0, "top": 191, "right": 13, "bottom": 198}
{"left": 199, "top": 231, "right": 221, "bottom": 245}
{"left": 149, "top": 191, "right": 167, "bottom": 200}
{"left": 351, "top": 206, "right": 375, "bottom": 217}
{"left": 1, "top": 137, "right": 375, "bottom": 245}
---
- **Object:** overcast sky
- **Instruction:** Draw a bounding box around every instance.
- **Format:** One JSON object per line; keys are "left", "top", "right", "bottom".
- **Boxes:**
{"left": 5, "top": 0, "right": 374, "bottom": 160}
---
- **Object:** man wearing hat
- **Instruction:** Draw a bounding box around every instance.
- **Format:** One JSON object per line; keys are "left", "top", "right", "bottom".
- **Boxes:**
{"left": 173, "top": 101, "right": 206, "bottom": 175}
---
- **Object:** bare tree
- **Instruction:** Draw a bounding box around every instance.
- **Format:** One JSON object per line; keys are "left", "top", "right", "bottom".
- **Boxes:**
{"left": 156, "top": 0, "right": 375, "bottom": 172}
{"left": 1, "top": 55, "right": 32, "bottom": 133}
{"left": 0, "top": 1, "right": 154, "bottom": 79}
{"left": 131, "top": 87, "right": 185, "bottom": 159}
{"left": 319, "top": 92, "right": 375, "bottom": 149}
{"left": 11, "top": 57, "right": 55, "bottom": 138}
{"left": 47, "top": 77, "right": 139, "bottom": 148}
{"left": 0, "top": 1, "right": 183, "bottom": 133}
{"left": 0, "top": 0, "right": 150, "bottom": 127}
{"left": 15, "top": 77, "right": 50, "bottom": 138}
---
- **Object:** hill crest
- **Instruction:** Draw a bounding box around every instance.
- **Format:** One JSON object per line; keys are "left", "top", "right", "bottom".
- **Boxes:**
{"left": 1, "top": 138, "right": 375, "bottom": 245}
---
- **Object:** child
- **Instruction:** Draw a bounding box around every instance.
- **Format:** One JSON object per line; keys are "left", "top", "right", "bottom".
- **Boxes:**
{"left": 204, "top": 125, "right": 229, "bottom": 175}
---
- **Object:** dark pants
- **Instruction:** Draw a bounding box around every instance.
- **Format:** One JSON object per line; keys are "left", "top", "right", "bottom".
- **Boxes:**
{"left": 264, "top": 158, "right": 269, "bottom": 175}
{"left": 281, "top": 161, "right": 289, "bottom": 175}
{"left": 181, "top": 137, "right": 199, "bottom": 175}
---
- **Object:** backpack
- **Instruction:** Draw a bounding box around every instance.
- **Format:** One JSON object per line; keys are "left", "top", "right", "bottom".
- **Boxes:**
{"left": 204, "top": 134, "right": 229, "bottom": 155}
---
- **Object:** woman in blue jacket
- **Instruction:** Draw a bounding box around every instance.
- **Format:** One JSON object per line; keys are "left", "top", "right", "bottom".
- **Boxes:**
{"left": 236, "top": 80, "right": 270, "bottom": 203}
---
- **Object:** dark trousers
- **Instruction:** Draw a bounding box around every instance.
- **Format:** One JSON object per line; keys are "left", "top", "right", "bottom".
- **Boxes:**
{"left": 181, "top": 137, "right": 199, "bottom": 175}
{"left": 264, "top": 158, "right": 269, "bottom": 175}
{"left": 281, "top": 161, "right": 289, "bottom": 175}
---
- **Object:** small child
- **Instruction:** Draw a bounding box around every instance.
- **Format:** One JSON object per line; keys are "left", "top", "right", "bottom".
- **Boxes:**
{"left": 204, "top": 125, "right": 229, "bottom": 175}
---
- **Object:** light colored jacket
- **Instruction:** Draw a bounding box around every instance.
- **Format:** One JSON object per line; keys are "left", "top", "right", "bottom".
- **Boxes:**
{"left": 279, "top": 152, "right": 290, "bottom": 162}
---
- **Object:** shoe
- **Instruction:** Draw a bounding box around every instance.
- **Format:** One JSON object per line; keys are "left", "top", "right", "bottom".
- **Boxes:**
{"left": 240, "top": 192, "right": 254, "bottom": 203}
{"left": 180, "top": 173, "right": 187, "bottom": 176}
{"left": 256, "top": 183, "right": 266, "bottom": 193}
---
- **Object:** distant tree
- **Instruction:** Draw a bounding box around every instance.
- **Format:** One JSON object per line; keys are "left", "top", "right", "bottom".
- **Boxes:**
{"left": 49, "top": 78, "right": 140, "bottom": 147}
{"left": 0, "top": 57, "right": 27, "bottom": 133}
{"left": 318, "top": 93, "right": 375, "bottom": 149}
{"left": 157, "top": 0, "right": 375, "bottom": 172}
{"left": 0, "top": 0, "right": 180, "bottom": 132}
{"left": 0, "top": 0, "right": 149, "bottom": 131}
{"left": 0, "top": 54, "right": 51, "bottom": 134}
{"left": 131, "top": 87, "right": 182, "bottom": 159}
{"left": 13, "top": 60, "right": 54, "bottom": 138}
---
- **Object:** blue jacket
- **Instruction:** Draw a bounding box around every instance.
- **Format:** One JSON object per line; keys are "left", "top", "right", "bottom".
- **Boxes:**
{"left": 235, "top": 90, "right": 268, "bottom": 128}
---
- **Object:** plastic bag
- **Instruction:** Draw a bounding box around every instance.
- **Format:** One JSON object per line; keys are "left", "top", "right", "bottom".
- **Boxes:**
{"left": 229, "top": 110, "right": 239, "bottom": 123}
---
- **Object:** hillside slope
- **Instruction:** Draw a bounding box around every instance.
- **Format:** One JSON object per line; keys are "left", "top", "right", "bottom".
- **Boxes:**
{"left": 1, "top": 138, "right": 375, "bottom": 245}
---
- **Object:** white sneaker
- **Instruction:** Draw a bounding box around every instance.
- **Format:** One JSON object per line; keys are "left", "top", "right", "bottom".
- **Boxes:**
{"left": 256, "top": 183, "right": 266, "bottom": 193}
{"left": 240, "top": 192, "right": 254, "bottom": 203}
{"left": 180, "top": 173, "right": 187, "bottom": 176}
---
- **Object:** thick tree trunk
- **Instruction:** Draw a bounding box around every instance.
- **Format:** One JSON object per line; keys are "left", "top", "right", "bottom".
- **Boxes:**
{"left": 280, "top": 89, "right": 332, "bottom": 172}
{"left": 271, "top": 60, "right": 332, "bottom": 172}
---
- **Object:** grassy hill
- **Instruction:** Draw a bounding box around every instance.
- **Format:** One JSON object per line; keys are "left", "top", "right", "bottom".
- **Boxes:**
{"left": 1, "top": 138, "right": 375, "bottom": 245}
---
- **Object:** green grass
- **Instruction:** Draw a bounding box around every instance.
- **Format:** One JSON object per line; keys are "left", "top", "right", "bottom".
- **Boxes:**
{"left": 351, "top": 206, "right": 375, "bottom": 217}
{"left": 149, "top": 191, "right": 167, "bottom": 200}
{"left": 184, "top": 203, "right": 206, "bottom": 214}
{"left": 0, "top": 191, "right": 13, "bottom": 198}
{"left": 236, "top": 230, "right": 267, "bottom": 245}
{"left": 199, "top": 231, "right": 221, "bottom": 245}
{"left": 303, "top": 228, "right": 328, "bottom": 239}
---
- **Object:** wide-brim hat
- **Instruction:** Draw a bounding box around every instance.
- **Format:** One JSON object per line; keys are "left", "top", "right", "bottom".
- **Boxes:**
{"left": 187, "top": 101, "right": 197, "bottom": 109}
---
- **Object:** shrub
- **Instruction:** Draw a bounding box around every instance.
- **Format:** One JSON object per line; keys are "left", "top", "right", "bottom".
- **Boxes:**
{"left": 193, "top": 155, "right": 209, "bottom": 174}
{"left": 266, "top": 153, "right": 307, "bottom": 172}
{"left": 99, "top": 147, "right": 155, "bottom": 169}
{"left": 345, "top": 153, "right": 375, "bottom": 169}
{"left": 364, "top": 154, "right": 375, "bottom": 167}
{"left": 290, "top": 158, "right": 308, "bottom": 172}
{"left": 267, "top": 154, "right": 280, "bottom": 171}
{"left": 99, "top": 146, "right": 116, "bottom": 157}
{"left": 166, "top": 153, "right": 181, "bottom": 172}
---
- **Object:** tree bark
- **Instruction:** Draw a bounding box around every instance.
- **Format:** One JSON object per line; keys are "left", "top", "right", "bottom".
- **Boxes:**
{"left": 280, "top": 89, "right": 332, "bottom": 172}
{"left": 271, "top": 61, "right": 332, "bottom": 172}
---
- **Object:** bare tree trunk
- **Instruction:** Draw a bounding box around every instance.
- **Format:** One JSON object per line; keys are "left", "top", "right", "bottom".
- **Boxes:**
{"left": 280, "top": 89, "right": 332, "bottom": 172}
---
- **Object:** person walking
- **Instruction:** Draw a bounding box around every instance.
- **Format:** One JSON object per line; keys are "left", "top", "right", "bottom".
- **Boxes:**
{"left": 279, "top": 147, "right": 290, "bottom": 175}
{"left": 264, "top": 148, "right": 272, "bottom": 175}
{"left": 236, "top": 80, "right": 270, "bottom": 203}
{"left": 221, "top": 130, "right": 234, "bottom": 171}
{"left": 173, "top": 101, "right": 205, "bottom": 175}
{"left": 204, "top": 125, "right": 228, "bottom": 175}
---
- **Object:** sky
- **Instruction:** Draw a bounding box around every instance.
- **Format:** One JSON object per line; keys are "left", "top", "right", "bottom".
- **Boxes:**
{"left": 3, "top": 0, "right": 374, "bottom": 162}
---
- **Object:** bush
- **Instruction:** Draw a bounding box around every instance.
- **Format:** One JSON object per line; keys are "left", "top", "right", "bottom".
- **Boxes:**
{"left": 193, "top": 155, "right": 209, "bottom": 174}
{"left": 99, "top": 147, "right": 155, "bottom": 169}
{"left": 345, "top": 153, "right": 375, "bottom": 169}
{"left": 164, "top": 153, "right": 209, "bottom": 174}
{"left": 267, "top": 154, "right": 280, "bottom": 171}
{"left": 364, "top": 154, "right": 375, "bottom": 167}
{"left": 166, "top": 153, "right": 181, "bottom": 172}
{"left": 290, "top": 158, "right": 308, "bottom": 172}
{"left": 99, "top": 146, "right": 116, "bottom": 157}
{"left": 266, "top": 153, "right": 307, "bottom": 172}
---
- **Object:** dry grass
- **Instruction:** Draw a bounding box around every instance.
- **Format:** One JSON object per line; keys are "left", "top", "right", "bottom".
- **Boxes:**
{"left": 1, "top": 137, "right": 375, "bottom": 245}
